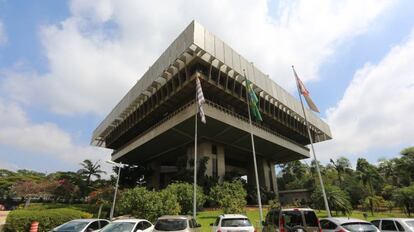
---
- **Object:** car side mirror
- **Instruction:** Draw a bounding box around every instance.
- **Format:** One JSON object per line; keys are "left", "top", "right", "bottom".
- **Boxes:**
{"left": 209, "top": 223, "right": 213, "bottom": 226}
{"left": 196, "top": 224, "right": 201, "bottom": 228}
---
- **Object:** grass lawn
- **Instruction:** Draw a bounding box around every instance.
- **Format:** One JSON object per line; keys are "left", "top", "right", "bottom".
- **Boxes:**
{"left": 196, "top": 208, "right": 413, "bottom": 232}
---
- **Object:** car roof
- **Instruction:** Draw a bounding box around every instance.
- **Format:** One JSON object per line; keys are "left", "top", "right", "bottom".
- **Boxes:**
{"left": 373, "top": 218, "right": 414, "bottom": 221}
{"left": 70, "top": 219, "right": 104, "bottom": 222}
{"left": 158, "top": 215, "right": 192, "bottom": 220}
{"left": 322, "top": 217, "right": 369, "bottom": 224}
{"left": 113, "top": 219, "right": 147, "bottom": 223}
{"left": 220, "top": 214, "right": 248, "bottom": 219}
{"left": 282, "top": 208, "right": 314, "bottom": 211}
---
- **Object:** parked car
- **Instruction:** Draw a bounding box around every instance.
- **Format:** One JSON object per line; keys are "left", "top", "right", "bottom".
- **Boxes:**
{"left": 50, "top": 219, "right": 110, "bottom": 232}
{"left": 371, "top": 218, "right": 414, "bottom": 232}
{"left": 210, "top": 214, "right": 255, "bottom": 232}
{"left": 263, "top": 208, "right": 321, "bottom": 232}
{"left": 320, "top": 217, "right": 379, "bottom": 232}
{"left": 153, "top": 215, "right": 201, "bottom": 232}
{"left": 99, "top": 219, "right": 153, "bottom": 232}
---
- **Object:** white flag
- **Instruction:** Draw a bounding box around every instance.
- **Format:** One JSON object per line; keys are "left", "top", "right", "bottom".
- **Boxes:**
{"left": 196, "top": 76, "right": 206, "bottom": 123}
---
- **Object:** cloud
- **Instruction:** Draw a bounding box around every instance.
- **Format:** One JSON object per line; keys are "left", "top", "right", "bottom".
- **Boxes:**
{"left": 0, "top": 20, "right": 7, "bottom": 45}
{"left": 0, "top": 0, "right": 392, "bottom": 116}
{"left": 316, "top": 29, "right": 414, "bottom": 161}
{"left": 0, "top": 98, "right": 111, "bottom": 164}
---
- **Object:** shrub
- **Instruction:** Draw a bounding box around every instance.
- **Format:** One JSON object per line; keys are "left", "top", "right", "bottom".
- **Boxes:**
{"left": 117, "top": 187, "right": 180, "bottom": 222}
{"left": 210, "top": 181, "right": 247, "bottom": 214}
{"left": 5, "top": 208, "right": 92, "bottom": 232}
{"left": 164, "top": 182, "right": 205, "bottom": 214}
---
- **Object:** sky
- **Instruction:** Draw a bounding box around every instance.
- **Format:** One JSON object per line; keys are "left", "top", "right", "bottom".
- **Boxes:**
{"left": 0, "top": 0, "right": 413, "bottom": 174}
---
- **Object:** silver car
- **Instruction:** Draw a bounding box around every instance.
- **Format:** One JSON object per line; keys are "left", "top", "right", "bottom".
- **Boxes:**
{"left": 320, "top": 217, "right": 379, "bottom": 232}
{"left": 50, "top": 219, "right": 110, "bottom": 232}
{"left": 371, "top": 218, "right": 414, "bottom": 232}
{"left": 153, "top": 216, "right": 201, "bottom": 232}
{"left": 100, "top": 219, "right": 154, "bottom": 232}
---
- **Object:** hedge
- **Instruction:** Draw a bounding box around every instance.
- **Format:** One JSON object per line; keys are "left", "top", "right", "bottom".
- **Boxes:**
{"left": 5, "top": 208, "right": 92, "bottom": 232}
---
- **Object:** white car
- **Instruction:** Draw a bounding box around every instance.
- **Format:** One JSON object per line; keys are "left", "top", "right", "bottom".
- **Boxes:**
{"left": 50, "top": 219, "right": 110, "bottom": 232}
{"left": 371, "top": 218, "right": 414, "bottom": 232}
{"left": 100, "top": 219, "right": 154, "bottom": 232}
{"left": 320, "top": 217, "right": 379, "bottom": 232}
{"left": 211, "top": 214, "right": 255, "bottom": 232}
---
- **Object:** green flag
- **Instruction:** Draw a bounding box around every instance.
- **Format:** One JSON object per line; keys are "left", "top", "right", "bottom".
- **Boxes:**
{"left": 245, "top": 79, "right": 263, "bottom": 121}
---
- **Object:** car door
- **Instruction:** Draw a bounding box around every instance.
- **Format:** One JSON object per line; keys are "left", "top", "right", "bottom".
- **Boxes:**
{"left": 320, "top": 219, "right": 338, "bottom": 232}
{"left": 381, "top": 220, "right": 399, "bottom": 232}
{"left": 211, "top": 217, "right": 220, "bottom": 232}
{"left": 264, "top": 210, "right": 279, "bottom": 232}
{"left": 191, "top": 219, "right": 201, "bottom": 232}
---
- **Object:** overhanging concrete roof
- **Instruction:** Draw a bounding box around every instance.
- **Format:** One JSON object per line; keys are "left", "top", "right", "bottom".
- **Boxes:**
{"left": 92, "top": 20, "right": 331, "bottom": 146}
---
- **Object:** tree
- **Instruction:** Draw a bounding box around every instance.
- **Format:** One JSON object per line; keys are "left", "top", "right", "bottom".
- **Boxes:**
{"left": 330, "top": 157, "right": 351, "bottom": 186}
{"left": 356, "top": 158, "right": 382, "bottom": 195}
{"left": 311, "top": 184, "right": 352, "bottom": 216}
{"left": 392, "top": 184, "right": 414, "bottom": 216}
{"left": 11, "top": 180, "right": 56, "bottom": 208}
{"left": 210, "top": 181, "right": 247, "bottom": 214}
{"left": 77, "top": 160, "right": 106, "bottom": 186}
{"left": 396, "top": 147, "right": 414, "bottom": 185}
{"left": 363, "top": 196, "right": 385, "bottom": 216}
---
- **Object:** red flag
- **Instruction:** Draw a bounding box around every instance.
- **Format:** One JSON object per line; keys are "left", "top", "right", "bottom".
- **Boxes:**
{"left": 293, "top": 68, "right": 320, "bottom": 113}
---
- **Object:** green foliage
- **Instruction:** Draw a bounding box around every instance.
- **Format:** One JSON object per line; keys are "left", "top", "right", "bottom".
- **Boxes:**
{"left": 210, "top": 181, "right": 247, "bottom": 214}
{"left": 5, "top": 208, "right": 92, "bottom": 232}
{"left": 77, "top": 159, "right": 106, "bottom": 187}
{"left": 268, "top": 198, "right": 281, "bottom": 210}
{"left": 311, "top": 184, "right": 352, "bottom": 215}
{"left": 392, "top": 184, "right": 414, "bottom": 216}
{"left": 363, "top": 196, "right": 385, "bottom": 216}
{"left": 117, "top": 187, "right": 180, "bottom": 222}
{"left": 164, "top": 182, "right": 206, "bottom": 214}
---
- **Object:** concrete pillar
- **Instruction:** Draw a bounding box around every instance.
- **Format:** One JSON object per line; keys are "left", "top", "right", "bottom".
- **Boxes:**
{"left": 187, "top": 141, "right": 225, "bottom": 182}
{"left": 270, "top": 162, "right": 278, "bottom": 193}
{"left": 147, "top": 161, "right": 160, "bottom": 190}
{"left": 247, "top": 157, "right": 276, "bottom": 192}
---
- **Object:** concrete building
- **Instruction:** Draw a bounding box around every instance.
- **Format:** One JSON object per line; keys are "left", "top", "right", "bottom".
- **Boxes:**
{"left": 91, "top": 21, "right": 332, "bottom": 191}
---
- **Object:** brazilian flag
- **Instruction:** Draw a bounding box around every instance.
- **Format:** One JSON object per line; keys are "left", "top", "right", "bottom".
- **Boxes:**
{"left": 246, "top": 79, "right": 263, "bottom": 121}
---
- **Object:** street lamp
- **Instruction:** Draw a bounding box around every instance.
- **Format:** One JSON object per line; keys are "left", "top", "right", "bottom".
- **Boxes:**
{"left": 105, "top": 160, "right": 138, "bottom": 220}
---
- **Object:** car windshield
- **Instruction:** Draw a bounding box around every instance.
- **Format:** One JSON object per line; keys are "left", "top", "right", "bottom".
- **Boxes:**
{"left": 283, "top": 211, "right": 304, "bottom": 227}
{"left": 155, "top": 219, "right": 187, "bottom": 231}
{"left": 221, "top": 218, "right": 252, "bottom": 227}
{"left": 55, "top": 221, "right": 89, "bottom": 232}
{"left": 100, "top": 222, "right": 136, "bottom": 232}
{"left": 406, "top": 220, "right": 414, "bottom": 228}
{"left": 341, "top": 222, "right": 378, "bottom": 232}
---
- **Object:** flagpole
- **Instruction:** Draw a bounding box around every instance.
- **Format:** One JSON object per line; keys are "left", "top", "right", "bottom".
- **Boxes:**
{"left": 292, "top": 66, "right": 331, "bottom": 217}
{"left": 193, "top": 75, "right": 198, "bottom": 220}
{"left": 243, "top": 70, "right": 263, "bottom": 229}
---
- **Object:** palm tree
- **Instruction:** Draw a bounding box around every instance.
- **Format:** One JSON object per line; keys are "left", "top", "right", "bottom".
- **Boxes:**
{"left": 311, "top": 184, "right": 352, "bottom": 216}
{"left": 356, "top": 158, "right": 382, "bottom": 215}
{"left": 77, "top": 159, "right": 106, "bottom": 185}
{"left": 330, "top": 157, "right": 351, "bottom": 185}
